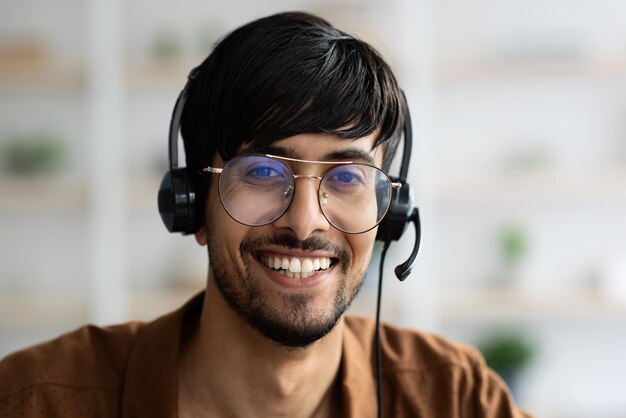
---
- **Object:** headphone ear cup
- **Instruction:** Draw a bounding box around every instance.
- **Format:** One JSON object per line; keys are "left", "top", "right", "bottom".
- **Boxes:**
{"left": 158, "top": 168, "right": 201, "bottom": 234}
{"left": 376, "top": 177, "right": 413, "bottom": 242}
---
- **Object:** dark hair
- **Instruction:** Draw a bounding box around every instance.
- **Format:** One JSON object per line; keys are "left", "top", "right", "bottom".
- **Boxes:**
{"left": 181, "top": 11, "right": 405, "bottom": 203}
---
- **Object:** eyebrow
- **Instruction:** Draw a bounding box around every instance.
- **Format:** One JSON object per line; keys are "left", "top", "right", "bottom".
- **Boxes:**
{"left": 322, "top": 149, "right": 376, "bottom": 165}
{"left": 248, "top": 145, "right": 376, "bottom": 165}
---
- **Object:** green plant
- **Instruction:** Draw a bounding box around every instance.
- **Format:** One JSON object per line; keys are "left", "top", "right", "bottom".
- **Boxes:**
{"left": 500, "top": 225, "right": 527, "bottom": 265}
{"left": 2, "top": 132, "right": 65, "bottom": 175}
{"left": 151, "top": 29, "right": 181, "bottom": 60}
{"left": 479, "top": 331, "right": 535, "bottom": 377}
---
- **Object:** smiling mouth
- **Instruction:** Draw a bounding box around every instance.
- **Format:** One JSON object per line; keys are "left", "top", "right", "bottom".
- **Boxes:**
{"left": 256, "top": 253, "right": 335, "bottom": 279}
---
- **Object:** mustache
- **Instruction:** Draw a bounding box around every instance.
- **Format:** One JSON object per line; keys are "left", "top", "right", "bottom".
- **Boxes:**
{"left": 240, "top": 233, "right": 351, "bottom": 269}
{"left": 241, "top": 233, "right": 339, "bottom": 254}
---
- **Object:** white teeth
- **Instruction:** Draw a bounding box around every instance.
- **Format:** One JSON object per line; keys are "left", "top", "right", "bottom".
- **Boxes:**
{"left": 260, "top": 255, "right": 332, "bottom": 277}
{"left": 288, "top": 258, "right": 301, "bottom": 273}
{"left": 301, "top": 258, "right": 313, "bottom": 273}
{"left": 320, "top": 258, "right": 328, "bottom": 269}
{"left": 312, "top": 258, "right": 321, "bottom": 270}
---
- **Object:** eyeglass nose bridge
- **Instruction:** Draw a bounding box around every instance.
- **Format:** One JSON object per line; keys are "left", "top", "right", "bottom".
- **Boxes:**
{"left": 285, "top": 174, "right": 326, "bottom": 204}
{"left": 280, "top": 175, "right": 332, "bottom": 236}
{"left": 292, "top": 173, "right": 323, "bottom": 181}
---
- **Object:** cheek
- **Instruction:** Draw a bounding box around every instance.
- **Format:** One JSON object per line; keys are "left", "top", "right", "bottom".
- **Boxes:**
{"left": 205, "top": 186, "right": 250, "bottom": 261}
{"left": 347, "top": 230, "right": 376, "bottom": 269}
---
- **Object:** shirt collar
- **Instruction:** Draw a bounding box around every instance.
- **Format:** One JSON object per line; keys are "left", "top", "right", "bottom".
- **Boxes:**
{"left": 340, "top": 317, "right": 378, "bottom": 418}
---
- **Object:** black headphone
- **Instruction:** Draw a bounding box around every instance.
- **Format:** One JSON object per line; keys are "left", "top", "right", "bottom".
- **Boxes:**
{"left": 158, "top": 68, "right": 421, "bottom": 281}
{"left": 374, "top": 95, "right": 421, "bottom": 281}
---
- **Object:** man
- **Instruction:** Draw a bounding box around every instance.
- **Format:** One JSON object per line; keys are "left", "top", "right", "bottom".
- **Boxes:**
{"left": 0, "top": 12, "right": 532, "bottom": 418}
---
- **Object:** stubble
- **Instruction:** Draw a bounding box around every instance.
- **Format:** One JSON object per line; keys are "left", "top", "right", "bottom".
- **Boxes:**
{"left": 207, "top": 231, "right": 366, "bottom": 348}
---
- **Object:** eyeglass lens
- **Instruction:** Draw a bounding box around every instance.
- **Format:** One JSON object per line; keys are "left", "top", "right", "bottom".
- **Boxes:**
{"left": 217, "top": 155, "right": 392, "bottom": 233}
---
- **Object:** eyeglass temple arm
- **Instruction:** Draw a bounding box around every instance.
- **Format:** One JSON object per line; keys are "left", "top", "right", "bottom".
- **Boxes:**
{"left": 201, "top": 167, "right": 223, "bottom": 174}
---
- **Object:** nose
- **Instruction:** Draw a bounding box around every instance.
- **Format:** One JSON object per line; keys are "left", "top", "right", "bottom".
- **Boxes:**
{"left": 272, "top": 178, "right": 331, "bottom": 241}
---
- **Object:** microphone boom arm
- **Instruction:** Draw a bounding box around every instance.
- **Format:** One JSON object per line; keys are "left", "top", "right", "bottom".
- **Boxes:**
{"left": 394, "top": 208, "right": 421, "bottom": 281}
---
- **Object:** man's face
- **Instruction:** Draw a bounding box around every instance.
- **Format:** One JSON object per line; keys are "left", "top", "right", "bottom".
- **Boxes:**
{"left": 198, "top": 133, "right": 381, "bottom": 348}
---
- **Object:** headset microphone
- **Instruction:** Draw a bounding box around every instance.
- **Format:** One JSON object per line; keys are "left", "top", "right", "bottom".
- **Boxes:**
{"left": 393, "top": 208, "right": 421, "bottom": 280}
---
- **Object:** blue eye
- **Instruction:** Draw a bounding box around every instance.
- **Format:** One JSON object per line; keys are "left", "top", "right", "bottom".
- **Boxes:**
{"left": 326, "top": 166, "right": 365, "bottom": 189}
{"left": 240, "top": 160, "right": 290, "bottom": 186}
{"left": 334, "top": 170, "right": 360, "bottom": 184}
{"left": 249, "top": 166, "right": 280, "bottom": 178}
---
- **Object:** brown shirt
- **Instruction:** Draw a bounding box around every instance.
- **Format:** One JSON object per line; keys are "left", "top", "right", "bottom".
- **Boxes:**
{"left": 0, "top": 292, "right": 532, "bottom": 417}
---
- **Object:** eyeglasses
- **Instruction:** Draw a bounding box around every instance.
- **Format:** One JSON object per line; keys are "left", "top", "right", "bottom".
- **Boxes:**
{"left": 201, "top": 154, "right": 401, "bottom": 234}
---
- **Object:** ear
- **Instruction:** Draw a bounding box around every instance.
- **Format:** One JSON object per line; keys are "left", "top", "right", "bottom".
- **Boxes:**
{"left": 195, "top": 225, "right": 207, "bottom": 246}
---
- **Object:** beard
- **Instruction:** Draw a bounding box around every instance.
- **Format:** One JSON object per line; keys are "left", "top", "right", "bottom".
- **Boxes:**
{"left": 207, "top": 230, "right": 366, "bottom": 348}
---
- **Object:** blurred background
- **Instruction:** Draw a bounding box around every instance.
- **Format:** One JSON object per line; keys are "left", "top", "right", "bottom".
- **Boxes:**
{"left": 1, "top": 0, "right": 626, "bottom": 416}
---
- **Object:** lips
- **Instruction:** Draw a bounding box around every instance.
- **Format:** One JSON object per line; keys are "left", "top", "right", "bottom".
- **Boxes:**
{"left": 258, "top": 254, "right": 333, "bottom": 279}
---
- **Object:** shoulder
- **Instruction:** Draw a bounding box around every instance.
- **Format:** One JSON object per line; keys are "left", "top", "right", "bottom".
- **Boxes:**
{"left": 0, "top": 321, "right": 143, "bottom": 405}
{"left": 344, "top": 315, "right": 482, "bottom": 372}
{"left": 0, "top": 292, "right": 201, "bottom": 417}
{"left": 343, "top": 316, "right": 532, "bottom": 418}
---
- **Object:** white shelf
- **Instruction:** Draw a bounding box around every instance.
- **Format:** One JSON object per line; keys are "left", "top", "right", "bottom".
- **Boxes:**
{"left": 0, "top": 59, "right": 195, "bottom": 92}
{"left": 356, "top": 286, "right": 626, "bottom": 326}
{"left": 0, "top": 286, "right": 203, "bottom": 329}
{"left": 437, "top": 56, "right": 626, "bottom": 84}
{"left": 437, "top": 167, "right": 626, "bottom": 205}
{"left": 0, "top": 176, "right": 165, "bottom": 211}
{"left": 0, "top": 63, "right": 84, "bottom": 91}
{"left": 0, "top": 177, "right": 87, "bottom": 211}
{"left": 440, "top": 288, "right": 626, "bottom": 325}
{"left": 124, "top": 58, "right": 203, "bottom": 90}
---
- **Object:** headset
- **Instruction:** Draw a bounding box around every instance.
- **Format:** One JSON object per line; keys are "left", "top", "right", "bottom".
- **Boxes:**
{"left": 157, "top": 67, "right": 421, "bottom": 280}
{"left": 374, "top": 91, "right": 421, "bottom": 280}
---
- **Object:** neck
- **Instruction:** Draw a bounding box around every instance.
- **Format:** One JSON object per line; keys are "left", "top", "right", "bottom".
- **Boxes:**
{"left": 178, "top": 279, "right": 344, "bottom": 418}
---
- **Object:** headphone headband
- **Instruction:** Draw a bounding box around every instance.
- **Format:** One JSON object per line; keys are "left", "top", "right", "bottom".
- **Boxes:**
{"left": 168, "top": 67, "right": 201, "bottom": 172}
{"left": 398, "top": 92, "right": 412, "bottom": 183}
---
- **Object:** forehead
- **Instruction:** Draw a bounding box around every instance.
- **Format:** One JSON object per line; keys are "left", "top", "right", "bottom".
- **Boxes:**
{"left": 240, "top": 133, "right": 383, "bottom": 167}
